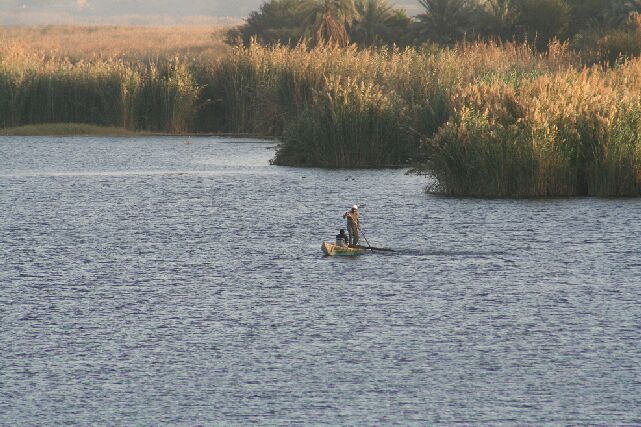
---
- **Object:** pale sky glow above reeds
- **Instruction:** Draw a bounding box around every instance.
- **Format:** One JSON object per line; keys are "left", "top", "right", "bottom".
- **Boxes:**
{"left": 1, "top": 1, "right": 422, "bottom": 18}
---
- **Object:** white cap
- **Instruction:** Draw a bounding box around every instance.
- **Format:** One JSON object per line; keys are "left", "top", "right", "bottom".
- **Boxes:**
{"left": 352, "top": 205, "right": 358, "bottom": 210}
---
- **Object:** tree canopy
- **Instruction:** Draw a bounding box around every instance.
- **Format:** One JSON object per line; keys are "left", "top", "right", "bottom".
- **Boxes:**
{"left": 228, "top": 0, "right": 641, "bottom": 58}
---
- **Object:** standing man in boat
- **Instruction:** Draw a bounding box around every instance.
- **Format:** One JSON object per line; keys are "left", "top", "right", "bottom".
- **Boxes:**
{"left": 342, "top": 205, "right": 360, "bottom": 246}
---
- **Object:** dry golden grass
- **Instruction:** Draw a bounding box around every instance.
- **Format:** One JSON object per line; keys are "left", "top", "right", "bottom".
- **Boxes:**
{"left": 2, "top": 32, "right": 641, "bottom": 195}
{"left": 0, "top": 25, "right": 231, "bottom": 61}
{"left": 427, "top": 56, "right": 641, "bottom": 197}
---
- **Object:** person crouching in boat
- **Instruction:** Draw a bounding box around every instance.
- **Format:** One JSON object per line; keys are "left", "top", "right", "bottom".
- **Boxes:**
{"left": 342, "top": 205, "right": 360, "bottom": 246}
{"left": 336, "top": 229, "right": 349, "bottom": 247}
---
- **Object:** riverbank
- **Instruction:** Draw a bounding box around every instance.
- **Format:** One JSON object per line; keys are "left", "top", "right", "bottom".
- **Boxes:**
{"left": 0, "top": 123, "right": 142, "bottom": 136}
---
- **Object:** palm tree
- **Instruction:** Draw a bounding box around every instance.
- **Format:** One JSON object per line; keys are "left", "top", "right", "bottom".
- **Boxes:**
{"left": 564, "top": 0, "right": 641, "bottom": 32}
{"left": 226, "top": 0, "right": 307, "bottom": 46}
{"left": 479, "top": 0, "right": 517, "bottom": 40}
{"left": 350, "top": 0, "right": 396, "bottom": 46}
{"left": 416, "top": 0, "right": 478, "bottom": 44}
{"left": 605, "top": 0, "right": 641, "bottom": 28}
{"left": 514, "top": 0, "right": 570, "bottom": 50}
{"left": 562, "top": 0, "right": 606, "bottom": 33}
{"left": 298, "top": 0, "right": 360, "bottom": 46}
{"left": 625, "top": 0, "right": 641, "bottom": 11}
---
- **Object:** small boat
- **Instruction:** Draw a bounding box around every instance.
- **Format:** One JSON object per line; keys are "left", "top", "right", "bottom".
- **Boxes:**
{"left": 321, "top": 241, "right": 366, "bottom": 256}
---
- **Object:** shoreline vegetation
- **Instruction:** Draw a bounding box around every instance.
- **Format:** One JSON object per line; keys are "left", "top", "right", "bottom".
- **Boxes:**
{"left": 0, "top": 123, "right": 139, "bottom": 136}
{"left": 2, "top": 13, "right": 641, "bottom": 196}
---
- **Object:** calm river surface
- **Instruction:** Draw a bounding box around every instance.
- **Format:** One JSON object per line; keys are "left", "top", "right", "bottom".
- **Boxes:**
{"left": 1, "top": 136, "right": 641, "bottom": 425}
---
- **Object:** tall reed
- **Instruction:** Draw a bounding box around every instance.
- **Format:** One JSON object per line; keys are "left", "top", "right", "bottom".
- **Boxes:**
{"left": 275, "top": 75, "right": 413, "bottom": 167}
{"left": 207, "top": 41, "right": 575, "bottom": 167}
{"left": 3, "top": 35, "right": 641, "bottom": 196}
{"left": 423, "top": 58, "right": 641, "bottom": 196}
{"left": 0, "top": 47, "right": 200, "bottom": 132}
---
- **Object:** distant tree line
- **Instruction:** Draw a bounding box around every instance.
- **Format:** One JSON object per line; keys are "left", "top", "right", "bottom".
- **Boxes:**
{"left": 226, "top": 0, "right": 414, "bottom": 47}
{"left": 227, "top": 0, "right": 641, "bottom": 59}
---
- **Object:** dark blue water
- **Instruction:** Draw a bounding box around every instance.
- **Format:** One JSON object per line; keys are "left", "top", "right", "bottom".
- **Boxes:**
{"left": 2, "top": 136, "right": 641, "bottom": 425}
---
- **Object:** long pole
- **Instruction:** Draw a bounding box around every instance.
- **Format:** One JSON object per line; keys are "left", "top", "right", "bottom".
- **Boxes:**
{"left": 358, "top": 224, "right": 393, "bottom": 252}
{"left": 358, "top": 225, "right": 371, "bottom": 248}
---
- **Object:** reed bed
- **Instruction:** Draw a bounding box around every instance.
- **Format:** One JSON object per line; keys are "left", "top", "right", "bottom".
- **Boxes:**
{"left": 205, "top": 41, "right": 576, "bottom": 167}
{"left": 0, "top": 25, "right": 230, "bottom": 61}
{"left": 2, "top": 33, "right": 641, "bottom": 195}
{"left": 0, "top": 46, "right": 199, "bottom": 132}
{"left": 424, "top": 58, "right": 641, "bottom": 197}
{"left": 277, "top": 76, "right": 411, "bottom": 167}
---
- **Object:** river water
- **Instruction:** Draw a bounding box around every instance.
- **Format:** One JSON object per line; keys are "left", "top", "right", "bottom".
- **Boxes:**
{"left": 1, "top": 136, "right": 641, "bottom": 425}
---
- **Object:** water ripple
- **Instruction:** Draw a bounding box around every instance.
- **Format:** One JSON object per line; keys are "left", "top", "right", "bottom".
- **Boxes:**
{"left": 1, "top": 136, "right": 641, "bottom": 424}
